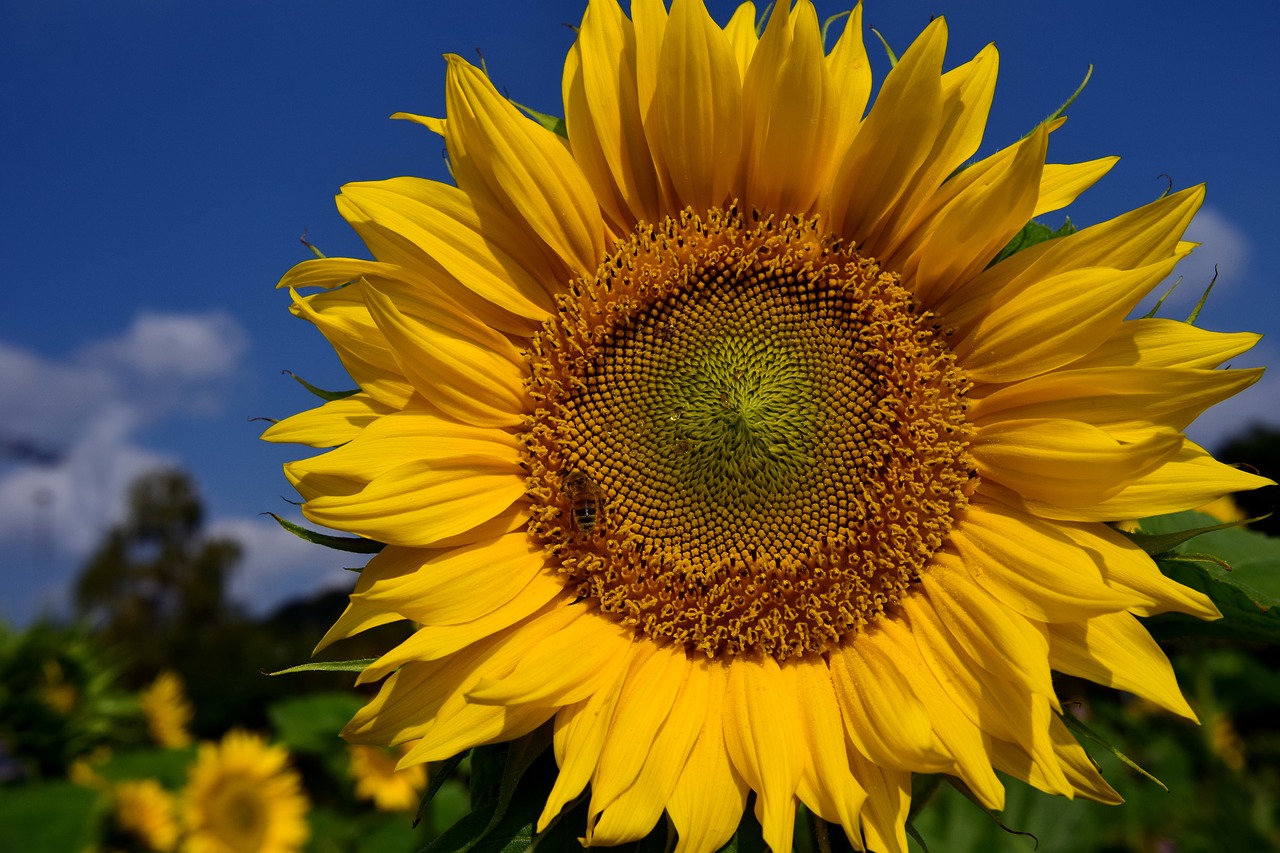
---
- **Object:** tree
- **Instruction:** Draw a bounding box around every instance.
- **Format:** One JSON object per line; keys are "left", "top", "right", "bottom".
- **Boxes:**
{"left": 74, "top": 470, "right": 245, "bottom": 730}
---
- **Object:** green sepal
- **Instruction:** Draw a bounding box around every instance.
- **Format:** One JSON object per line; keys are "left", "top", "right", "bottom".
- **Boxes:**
{"left": 267, "top": 658, "right": 375, "bottom": 676}
{"left": 989, "top": 217, "right": 1076, "bottom": 267}
{"left": 513, "top": 102, "right": 567, "bottom": 139}
{"left": 820, "top": 11, "right": 851, "bottom": 48}
{"left": 1037, "top": 64, "right": 1093, "bottom": 127}
{"left": 944, "top": 777, "right": 1041, "bottom": 848}
{"left": 870, "top": 27, "right": 898, "bottom": 67}
{"left": 264, "top": 512, "right": 385, "bottom": 554}
{"left": 1059, "top": 711, "right": 1168, "bottom": 791}
{"left": 1121, "top": 516, "right": 1260, "bottom": 557}
{"left": 417, "top": 752, "right": 471, "bottom": 829}
{"left": 282, "top": 369, "right": 359, "bottom": 401}
{"left": 1186, "top": 265, "right": 1220, "bottom": 325}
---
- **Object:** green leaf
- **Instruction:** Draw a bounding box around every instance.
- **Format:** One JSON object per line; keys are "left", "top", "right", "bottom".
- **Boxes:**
{"left": 97, "top": 746, "right": 197, "bottom": 789}
{"left": 1139, "top": 511, "right": 1280, "bottom": 643}
{"left": 429, "top": 728, "right": 552, "bottom": 853}
{"left": 268, "top": 658, "right": 375, "bottom": 676}
{"left": 989, "top": 217, "right": 1076, "bottom": 267}
{"left": 264, "top": 512, "right": 385, "bottom": 554}
{"left": 267, "top": 692, "right": 365, "bottom": 754}
{"left": 513, "top": 102, "right": 567, "bottom": 138}
{"left": 0, "top": 781, "right": 99, "bottom": 853}
{"left": 283, "top": 369, "right": 359, "bottom": 401}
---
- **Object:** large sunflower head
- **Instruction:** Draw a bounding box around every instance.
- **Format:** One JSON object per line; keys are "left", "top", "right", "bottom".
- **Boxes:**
{"left": 181, "top": 731, "right": 309, "bottom": 853}
{"left": 268, "top": 1, "right": 1269, "bottom": 850}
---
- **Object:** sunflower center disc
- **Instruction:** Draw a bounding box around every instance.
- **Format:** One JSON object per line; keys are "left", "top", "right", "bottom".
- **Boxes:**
{"left": 522, "top": 207, "right": 976, "bottom": 659}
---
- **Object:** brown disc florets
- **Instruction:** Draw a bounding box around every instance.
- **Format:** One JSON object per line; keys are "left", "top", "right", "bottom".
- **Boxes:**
{"left": 521, "top": 206, "right": 975, "bottom": 660}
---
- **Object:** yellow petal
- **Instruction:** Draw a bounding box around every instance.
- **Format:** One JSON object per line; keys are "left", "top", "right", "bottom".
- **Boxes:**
{"left": 1067, "top": 318, "right": 1260, "bottom": 370}
{"left": 288, "top": 287, "right": 414, "bottom": 409}
{"left": 590, "top": 655, "right": 710, "bottom": 845}
{"left": 955, "top": 254, "right": 1184, "bottom": 383}
{"left": 824, "top": 2, "right": 871, "bottom": 158}
{"left": 569, "top": 0, "right": 662, "bottom": 227}
{"left": 285, "top": 407, "right": 521, "bottom": 499}
{"left": 722, "top": 2, "right": 759, "bottom": 81}
{"left": 390, "top": 111, "right": 445, "bottom": 137}
{"left": 362, "top": 281, "right": 527, "bottom": 428}
{"left": 828, "top": 629, "right": 953, "bottom": 773}
{"left": 468, "top": 612, "right": 634, "bottom": 706}
{"left": 971, "top": 366, "right": 1263, "bottom": 435}
{"left": 846, "top": 748, "right": 911, "bottom": 853}
{"left": 360, "top": 578, "right": 566, "bottom": 675}
{"left": 300, "top": 457, "right": 525, "bottom": 549}
{"left": 585, "top": 644, "right": 687, "bottom": 837}
{"left": 262, "top": 393, "right": 394, "bottom": 448}
{"left": 722, "top": 655, "right": 800, "bottom": 853}
{"left": 1053, "top": 521, "right": 1220, "bottom": 619}
{"left": 827, "top": 18, "right": 946, "bottom": 248}
{"left": 397, "top": 606, "right": 590, "bottom": 761}
{"left": 538, "top": 662, "right": 631, "bottom": 831}
{"left": 940, "top": 185, "right": 1203, "bottom": 328}
{"left": 792, "top": 658, "right": 867, "bottom": 840}
{"left": 655, "top": 0, "right": 744, "bottom": 211}
{"left": 444, "top": 55, "right": 605, "bottom": 278}
{"left": 339, "top": 179, "right": 557, "bottom": 321}
{"left": 1047, "top": 611, "right": 1197, "bottom": 720}
{"left": 738, "top": 1, "right": 835, "bottom": 214}
{"left": 973, "top": 418, "right": 1183, "bottom": 507}
{"left": 313, "top": 599, "right": 401, "bottom": 654}
{"left": 884, "top": 42, "right": 1001, "bottom": 257}
{"left": 875, "top": 611, "right": 1005, "bottom": 811}
{"left": 950, "top": 501, "right": 1146, "bottom": 621}
{"left": 904, "top": 122, "right": 1047, "bottom": 307}
{"left": 666, "top": 662, "right": 749, "bottom": 853}
{"left": 350, "top": 532, "right": 544, "bottom": 626}
{"left": 998, "top": 439, "right": 1274, "bottom": 522}
{"left": 1034, "top": 157, "right": 1119, "bottom": 218}
{"left": 920, "top": 552, "right": 1056, "bottom": 701}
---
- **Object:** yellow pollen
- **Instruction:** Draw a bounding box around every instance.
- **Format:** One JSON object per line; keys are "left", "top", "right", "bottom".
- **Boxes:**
{"left": 522, "top": 206, "right": 975, "bottom": 660}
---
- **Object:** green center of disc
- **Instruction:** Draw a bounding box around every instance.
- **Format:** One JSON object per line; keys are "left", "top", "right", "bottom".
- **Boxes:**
{"left": 521, "top": 207, "right": 975, "bottom": 659}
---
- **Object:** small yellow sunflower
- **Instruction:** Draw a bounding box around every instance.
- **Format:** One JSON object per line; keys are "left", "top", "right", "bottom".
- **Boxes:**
{"left": 181, "top": 731, "right": 309, "bottom": 853}
{"left": 113, "top": 778, "right": 180, "bottom": 852}
{"left": 267, "top": 1, "right": 1270, "bottom": 850}
{"left": 140, "top": 671, "right": 195, "bottom": 749}
{"left": 347, "top": 742, "right": 428, "bottom": 812}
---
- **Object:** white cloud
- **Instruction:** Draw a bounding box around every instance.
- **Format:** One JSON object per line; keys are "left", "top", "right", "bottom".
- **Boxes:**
{"left": 1144, "top": 207, "right": 1251, "bottom": 318}
{"left": 84, "top": 311, "right": 248, "bottom": 382}
{"left": 0, "top": 310, "right": 251, "bottom": 572}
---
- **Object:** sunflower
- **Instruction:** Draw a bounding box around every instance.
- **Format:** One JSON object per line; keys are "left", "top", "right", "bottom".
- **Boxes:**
{"left": 347, "top": 741, "right": 428, "bottom": 812}
{"left": 267, "top": 1, "right": 1269, "bottom": 850}
{"left": 112, "top": 778, "right": 180, "bottom": 852}
{"left": 140, "top": 671, "right": 195, "bottom": 749}
{"left": 181, "top": 731, "right": 309, "bottom": 853}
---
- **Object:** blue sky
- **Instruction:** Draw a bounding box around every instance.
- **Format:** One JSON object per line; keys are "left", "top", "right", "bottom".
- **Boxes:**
{"left": 2, "top": 0, "right": 1277, "bottom": 626}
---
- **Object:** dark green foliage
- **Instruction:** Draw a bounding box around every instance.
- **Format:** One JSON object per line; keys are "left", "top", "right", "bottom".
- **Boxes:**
{"left": 1217, "top": 423, "right": 1280, "bottom": 537}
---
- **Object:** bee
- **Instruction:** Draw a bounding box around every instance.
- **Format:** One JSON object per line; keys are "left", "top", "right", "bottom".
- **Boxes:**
{"left": 562, "top": 469, "right": 605, "bottom": 534}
